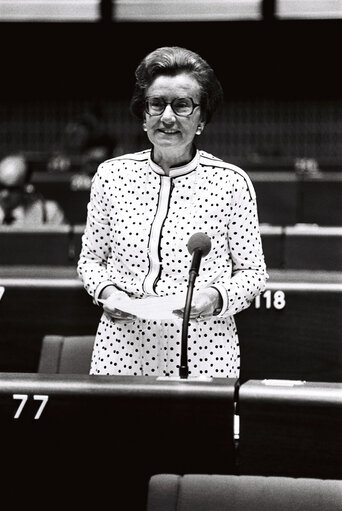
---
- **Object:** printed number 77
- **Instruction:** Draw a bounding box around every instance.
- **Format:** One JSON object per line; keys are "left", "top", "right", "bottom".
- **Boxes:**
{"left": 13, "top": 394, "right": 49, "bottom": 419}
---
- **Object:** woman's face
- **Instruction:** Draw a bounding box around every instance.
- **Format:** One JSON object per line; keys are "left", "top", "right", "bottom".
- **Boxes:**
{"left": 144, "top": 73, "right": 204, "bottom": 162}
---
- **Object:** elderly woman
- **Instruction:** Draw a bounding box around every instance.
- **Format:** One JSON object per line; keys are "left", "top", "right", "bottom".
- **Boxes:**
{"left": 78, "top": 46, "right": 267, "bottom": 378}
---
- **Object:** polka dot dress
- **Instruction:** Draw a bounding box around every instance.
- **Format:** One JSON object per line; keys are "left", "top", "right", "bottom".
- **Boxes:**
{"left": 77, "top": 149, "right": 268, "bottom": 377}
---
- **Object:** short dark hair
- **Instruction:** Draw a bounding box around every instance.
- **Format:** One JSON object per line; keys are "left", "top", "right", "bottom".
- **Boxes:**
{"left": 130, "top": 46, "right": 223, "bottom": 124}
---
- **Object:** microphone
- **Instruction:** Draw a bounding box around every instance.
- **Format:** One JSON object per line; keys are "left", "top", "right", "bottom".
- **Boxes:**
{"left": 187, "top": 232, "right": 212, "bottom": 279}
{"left": 179, "top": 233, "right": 211, "bottom": 379}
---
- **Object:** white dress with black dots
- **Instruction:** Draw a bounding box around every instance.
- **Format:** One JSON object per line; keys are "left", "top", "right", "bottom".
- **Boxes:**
{"left": 77, "top": 149, "right": 268, "bottom": 377}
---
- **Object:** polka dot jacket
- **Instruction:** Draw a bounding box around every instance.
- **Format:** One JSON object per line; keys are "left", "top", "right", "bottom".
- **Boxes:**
{"left": 77, "top": 149, "right": 268, "bottom": 377}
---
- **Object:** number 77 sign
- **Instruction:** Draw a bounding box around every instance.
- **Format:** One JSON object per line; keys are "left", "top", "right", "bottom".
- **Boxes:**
{"left": 13, "top": 394, "right": 49, "bottom": 420}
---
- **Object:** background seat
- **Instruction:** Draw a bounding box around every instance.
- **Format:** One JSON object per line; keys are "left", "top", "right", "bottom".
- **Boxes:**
{"left": 147, "top": 474, "right": 342, "bottom": 511}
{"left": 38, "top": 334, "right": 94, "bottom": 373}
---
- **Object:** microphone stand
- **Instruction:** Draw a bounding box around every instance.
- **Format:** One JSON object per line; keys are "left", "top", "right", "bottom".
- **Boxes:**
{"left": 179, "top": 249, "right": 202, "bottom": 379}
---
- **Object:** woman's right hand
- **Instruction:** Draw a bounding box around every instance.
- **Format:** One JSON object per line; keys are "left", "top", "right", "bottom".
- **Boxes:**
{"left": 99, "top": 287, "right": 136, "bottom": 322}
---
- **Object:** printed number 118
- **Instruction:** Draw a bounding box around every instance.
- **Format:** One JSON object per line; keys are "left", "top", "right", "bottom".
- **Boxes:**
{"left": 255, "top": 290, "right": 286, "bottom": 310}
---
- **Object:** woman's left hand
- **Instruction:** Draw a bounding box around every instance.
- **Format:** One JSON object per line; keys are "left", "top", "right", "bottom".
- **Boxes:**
{"left": 173, "top": 287, "right": 221, "bottom": 321}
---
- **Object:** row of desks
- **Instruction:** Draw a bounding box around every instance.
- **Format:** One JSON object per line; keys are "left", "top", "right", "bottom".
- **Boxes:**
{"left": 1, "top": 373, "right": 341, "bottom": 510}
{"left": 0, "top": 268, "right": 341, "bottom": 382}
{"left": 1, "top": 263, "right": 341, "bottom": 508}
{"left": 1, "top": 224, "right": 341, "bottom": 270}
{"left": 32, "top": 170, "right": 342, "bottom": 225}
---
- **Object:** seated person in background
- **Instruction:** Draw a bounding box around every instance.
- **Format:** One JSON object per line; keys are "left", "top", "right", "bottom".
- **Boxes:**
{"left": 0, "top": 154, "right": 66, "bottom": 226}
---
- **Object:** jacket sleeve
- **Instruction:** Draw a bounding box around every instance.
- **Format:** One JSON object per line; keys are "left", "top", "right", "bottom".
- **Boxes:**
{"left": 210, "top": 173, "right": 268, "bottom": 317}
{"left": 77, "top": 165, "right": 116, "bottom": 305}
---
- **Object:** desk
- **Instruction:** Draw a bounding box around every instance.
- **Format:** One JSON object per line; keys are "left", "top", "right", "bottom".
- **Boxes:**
{"left": 0, "top": 225, "right": 74, "bottom": 265}
{"left": 0, "top": 224, "right": 340, "bottom": 270}
{"left": 0, "top": 372, "right": 236, "bottom": 510}
{"left": 0, "top": 271, "right": 341, "bottom": 382}
{"left": 238, "top": 379, "right": 342, "bottom": 479}
{"left": 236, "top": 279, "right": 342, "bottom": 382}
{"left": 32, "top": 171, "right": 342, "bottom": 226}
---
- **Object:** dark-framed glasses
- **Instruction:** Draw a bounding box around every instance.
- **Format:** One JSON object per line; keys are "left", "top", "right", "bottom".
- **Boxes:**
{"left": 145, "top": 97, "right": 200, "bottom": 117}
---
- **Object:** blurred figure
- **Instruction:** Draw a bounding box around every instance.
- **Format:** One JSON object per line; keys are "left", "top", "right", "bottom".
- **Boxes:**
{"left": 70, "top": 132, "right": 118, "bottom": 191}
{"left": 81, "top": 133, "right": 118, "bottom": 176}
{"left": 294, "top": 157, "right": 322, "bottom": 178}
{"left": 0, "top": 154, "right": 66, "bottom": 225}
{"left": 48, "top": 102, "right": 120, "bottom": 176}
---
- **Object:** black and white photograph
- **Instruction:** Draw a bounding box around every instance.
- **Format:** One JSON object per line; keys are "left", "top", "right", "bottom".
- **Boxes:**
{"left": 0, "top": 1, "right": 341, "bottom": 509}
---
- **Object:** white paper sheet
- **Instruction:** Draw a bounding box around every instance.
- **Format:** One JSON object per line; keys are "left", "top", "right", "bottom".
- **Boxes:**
{"left": 103, "top": 293, "right": 186, "bottom": 320}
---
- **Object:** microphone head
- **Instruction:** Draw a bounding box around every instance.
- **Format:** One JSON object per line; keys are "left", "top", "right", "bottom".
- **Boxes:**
{"left": 187, "top": 232, "right": 211, "bottom": 257}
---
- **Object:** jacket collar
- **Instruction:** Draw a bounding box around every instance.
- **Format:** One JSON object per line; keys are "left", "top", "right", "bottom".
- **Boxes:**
{"left": 149, "top": 148, "right": 199, "bottom": 178}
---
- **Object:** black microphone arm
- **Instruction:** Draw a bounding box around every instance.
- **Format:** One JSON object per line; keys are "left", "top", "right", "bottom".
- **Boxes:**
{"left": 179, "top": 233, "right": 211, "bottom": 379}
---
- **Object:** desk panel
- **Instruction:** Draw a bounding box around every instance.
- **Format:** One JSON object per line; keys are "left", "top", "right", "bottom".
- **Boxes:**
{"left": 238, "top": 379, "right": 342, "bottom": 479}
{"left": 0, "top": 281, "right": 100, "bottom": 372}
{"left": 73, "top": 224, "right": 342, "bottom": 271}
{"left": 32, "top": 172, "right": 342, "bottom": 227}
{"left": 0, "top": 373, "right": 236, "bottom": 510}
{"left": 284, "top": 226, "right": 342, "bottom": 271}
{"left": 253, "top": 180, "right": 297, "bottom": 225}
{"left": 0, "top": 278, "right": 341, "bottom": 382}
{"left": 251, "top": 172, "right": 342, "bottom": 226}
{"left": 0, "top": 226, "right": 74, "bottom": 265}
{"left": 299, "top": 178, "right": 342, "bottom": 225}
{"left": 236, "top": 283, "right": 342, "bottom": 383}
{"left": 0, "top": 224, "right": 340, "bottom": 271}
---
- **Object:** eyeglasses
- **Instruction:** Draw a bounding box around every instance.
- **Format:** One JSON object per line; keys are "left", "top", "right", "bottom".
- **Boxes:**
{"left": 145, "top": 97, "right": 200, "bottom": 117}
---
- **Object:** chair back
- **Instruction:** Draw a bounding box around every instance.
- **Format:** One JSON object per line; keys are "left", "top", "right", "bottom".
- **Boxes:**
{"left": 147, "top": 474, "right": 342, "bottom": 511}
{"left": 38, "top": 335, "right": 94, "bottom": 373}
